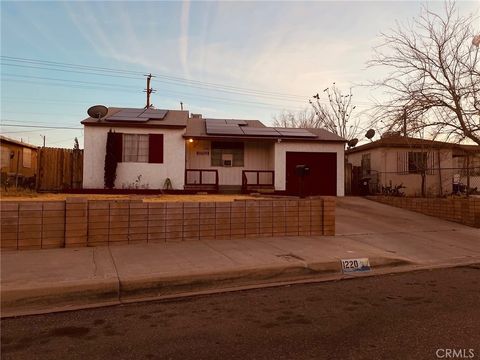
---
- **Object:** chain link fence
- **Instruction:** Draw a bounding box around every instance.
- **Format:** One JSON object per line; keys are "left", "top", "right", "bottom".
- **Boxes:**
{"left": 363, "top": 167, "right": 480, "bottom": 197}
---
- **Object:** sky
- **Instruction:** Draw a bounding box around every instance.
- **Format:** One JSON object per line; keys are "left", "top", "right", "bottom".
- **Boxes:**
{"left": 1, "top": 1, "right": 478, "bottom": 148}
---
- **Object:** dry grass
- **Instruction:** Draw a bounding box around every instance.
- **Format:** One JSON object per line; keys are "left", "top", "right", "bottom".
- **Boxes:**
{"left": 0, "top": 190, "right": 263, "bottom": 202}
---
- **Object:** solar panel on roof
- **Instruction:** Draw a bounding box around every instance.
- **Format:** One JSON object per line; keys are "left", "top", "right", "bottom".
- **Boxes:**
{"left": 205, "top": 120, "right": 245, "bottom": 135}
{"left": 207, "top": 127, "right": 245, "bottom": 135}
{"left": 139, "top": 109, "right": 168, "bottom": 119}
{"left": 225, "top": 119, "right": 247, "bottom": 126}
{"left": 275, "top": 128, "right": 317, "bottom": 138}
{"left": 241, "top": 127, "right": 279, "bottom": 136}
{"left": 115, "top": 109, "right": 144, "bottom": 115}
{"left": 204, "top": 119, "right": 320, "bottom": 138}
{"left": 105, "top": 108, "right": 169, "bottom": 122}
{"left": 205, "top": 119, "right": 227, "bottom": 125}
{"left": 106, "top": 109, "right": 148, "bottom": 122}
{"left": 206, "top": 128, "right": 242, "bottom": 134}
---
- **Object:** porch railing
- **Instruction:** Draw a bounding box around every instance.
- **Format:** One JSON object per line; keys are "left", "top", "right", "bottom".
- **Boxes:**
{"left": 242, "top": 170, "right": 274, "bottom": 193}
{"left": 185, "top": 169, "right": 219, "bottom": 191}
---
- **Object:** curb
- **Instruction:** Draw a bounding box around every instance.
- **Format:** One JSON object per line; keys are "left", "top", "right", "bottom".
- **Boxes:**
{"left": 1, "top": 256, "right": 413, "bottom": 318}
{"left": 119, "top": 256, "right": 412, "bottom": 302}
{"left": 120, "top": 262, "right": 319, "bottom": 302}
{"left": 1, "top": 278, "right": 120, "bottom": 318}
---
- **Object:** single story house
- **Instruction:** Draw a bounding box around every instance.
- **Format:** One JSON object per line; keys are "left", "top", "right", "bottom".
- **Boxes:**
{"left": 345, "top": 135, "right": 480, "bottom": 196}
{"left": 81, "top": 107, "right": 346, "bottom": 196}
{"left": 0, "top": 135, "right": 38, "bottom": 186}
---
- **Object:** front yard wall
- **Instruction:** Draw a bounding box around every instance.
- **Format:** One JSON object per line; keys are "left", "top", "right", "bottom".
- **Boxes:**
{"left": 367, "top": 196, "right": 480, "bottom": 228}
{"left": 0, "top": 197, "right": 336, "bottom": 250}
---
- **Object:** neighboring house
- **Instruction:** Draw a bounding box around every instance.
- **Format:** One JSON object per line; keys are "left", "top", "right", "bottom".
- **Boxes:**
{"left": 81, "top": 107, "right": 346, "bottom": 196}
{"left": 346, "top": 135, "right": 480, "bottom": 196}
{"left": 0, "top": 135, "right": 38, "bottom": 185}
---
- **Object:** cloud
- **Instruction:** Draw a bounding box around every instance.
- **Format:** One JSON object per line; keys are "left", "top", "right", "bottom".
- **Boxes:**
{"left": 179, "top": 0, "right": 191, "bottom": 78}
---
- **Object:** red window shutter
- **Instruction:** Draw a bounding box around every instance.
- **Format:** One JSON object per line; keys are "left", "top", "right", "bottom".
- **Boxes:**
{"left": 113, "top": 132, "right": 123, "bottom": 162}
{"left": 149, "top": 134, "right": 164, "bottom": 163}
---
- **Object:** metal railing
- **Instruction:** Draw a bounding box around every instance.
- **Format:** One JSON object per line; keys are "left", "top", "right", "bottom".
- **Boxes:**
{"left": 242, "top": 170, "right": 274, "bottom": 193}
{"left": 185, "top": 169, "right": 219, "bottom": 191}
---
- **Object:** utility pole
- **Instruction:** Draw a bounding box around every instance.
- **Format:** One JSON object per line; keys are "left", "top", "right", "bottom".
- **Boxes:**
{"left": 144, "top": 73, "right": 156, "bottom": 108}
{"left": 40, "top": 135, "right": 46, "bottom": 147}
{"left": 180, "top": 102, "right": 184, "bottom": 110}
{"left": 403, "top": 108, "right": 407, "bottom": 137}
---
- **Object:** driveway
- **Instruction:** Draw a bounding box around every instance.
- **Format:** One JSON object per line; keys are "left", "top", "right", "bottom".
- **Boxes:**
{"left": 335, "top": 197, "right": 480, "bottom": 265}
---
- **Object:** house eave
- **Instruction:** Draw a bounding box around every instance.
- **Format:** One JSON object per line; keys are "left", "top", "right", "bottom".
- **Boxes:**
{"left": 183, "top": 134, "right": 347, "bottom": 143}
{"left": 81, "top": 122, "right": 187, "bottom": 130}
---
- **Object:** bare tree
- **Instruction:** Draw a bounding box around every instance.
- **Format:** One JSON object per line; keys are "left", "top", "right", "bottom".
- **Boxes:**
{"left": 272, "top": 108, "right": 317, "bottom": 128}
{"left": 369, "top": 3, "right": 480, "bottom": 145}
{"left": 273, "top": 84, "right": 361, "bottom": 141}
{"left": 309, "top": 84, "right": 360, "bottom": 141}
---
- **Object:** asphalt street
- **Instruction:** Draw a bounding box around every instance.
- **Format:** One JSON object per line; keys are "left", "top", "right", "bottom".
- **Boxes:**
{"left": 2, "top": 265, "right": 479, "bottom": 360}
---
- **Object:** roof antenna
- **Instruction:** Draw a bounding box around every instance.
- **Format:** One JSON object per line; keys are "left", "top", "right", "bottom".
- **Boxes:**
{"left": 180, "top": 101, "right": 184, "bottom": 110}
{"left": 144, "top": 73, "right": 156, "bottom": 108}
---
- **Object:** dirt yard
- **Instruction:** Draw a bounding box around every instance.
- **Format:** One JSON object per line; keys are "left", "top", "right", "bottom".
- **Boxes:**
{"left": 0, "top": 189, "right": 263, "bottom": 202}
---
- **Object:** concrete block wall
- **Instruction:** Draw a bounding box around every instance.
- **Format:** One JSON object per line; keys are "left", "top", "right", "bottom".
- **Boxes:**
{"left": 368, "top": 196, "right": 480, "bottom": 228}
{"left": 0, "top": 201, "right": 67, "bottom": 250}
{"left": 0, "top": 197, "right": 336, "bottom": 250}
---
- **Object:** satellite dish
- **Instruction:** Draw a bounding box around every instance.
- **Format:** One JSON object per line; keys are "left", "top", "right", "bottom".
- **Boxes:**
{"left": 87, "top": 105, "right": 108, "bottom": 120}
{"left": 365, "top": 129, "right": 375, "bottom": 140}
{"left": 347, "top": 138, "right": 358, "bottom": 148}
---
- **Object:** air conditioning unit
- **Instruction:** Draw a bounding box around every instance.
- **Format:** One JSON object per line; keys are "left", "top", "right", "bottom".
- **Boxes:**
{"left": 222, "top": 154, "right": 233, "bottom": 167}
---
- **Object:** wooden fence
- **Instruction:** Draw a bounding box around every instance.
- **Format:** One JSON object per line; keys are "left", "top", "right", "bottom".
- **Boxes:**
{"left": 36, "top": 147, "right": 83, "bottom": 191}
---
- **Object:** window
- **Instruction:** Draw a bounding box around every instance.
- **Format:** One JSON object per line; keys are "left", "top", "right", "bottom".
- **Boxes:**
{"left": 397, "top": 151, "right": 435, "bottom": 175}
{"left": 123, "top": 134, "right": 149, "bottom": 163}
{"left": 408, "top": 152, "right": 427, "bottom": 174}
{"left": 460, "top": 155, "right": 480, "bottom": 176}
{"left": 361, "top": 153, "right": 371, "bottom": 177}
{"left": 113, "top": 133, "right": 163, "bottom": 164}
{"left": 211, "top": 142, "right": 244, "bottom": 167}
{"left": 23, "top": 148, "right": 32, "bottom": 168}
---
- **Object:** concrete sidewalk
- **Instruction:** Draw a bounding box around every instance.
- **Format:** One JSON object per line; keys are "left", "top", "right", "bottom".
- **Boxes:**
{"left": 2, "top": 197, "right": 479, "bottom": 317}
{"left": 1, "top": 236, "right": 410, "bottom": 317}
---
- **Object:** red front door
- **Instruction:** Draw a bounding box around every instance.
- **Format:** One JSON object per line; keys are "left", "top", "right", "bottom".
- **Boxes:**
{"left": 285, "top": 152, "right": 337, "bottom": 196}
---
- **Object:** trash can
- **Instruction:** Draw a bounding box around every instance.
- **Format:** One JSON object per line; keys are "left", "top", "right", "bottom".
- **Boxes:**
{"left": 359, "top": 177, "right": 370, "bottom": 196}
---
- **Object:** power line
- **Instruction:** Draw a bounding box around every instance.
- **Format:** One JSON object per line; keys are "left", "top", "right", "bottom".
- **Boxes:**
{"left": 1, "top": 63, "right": 141, "bottom": 80}
{"left": 1, "top": 65, "right": 312, "bottom": 103}
{"left": 1, "top": 55, "right": 309, "bottom": 100}
{"left": 1, "top": 56, "right": 144, "bottom": 75}
{"left": 1, "top": 128, "right": 63, "bottom": 134}
{"left": 0, "top": 122, "right": 82, "bottom": 130}
{"left": 1, "top": 55, "right": 377, "bottom": 110}
{"left": 1, "top": 70, "right": 373, "bottom": 110}
{"left": 48, "top": 136, "right": 79, "bottom": 146}
{"left": 1, "top": 77, "right": 310, "bottom": 111}
{"left": 2, "top": 110, "right": 80, "bottom": 117}
{"left": 1, "top": 58, "right": 378, "bottom": 107}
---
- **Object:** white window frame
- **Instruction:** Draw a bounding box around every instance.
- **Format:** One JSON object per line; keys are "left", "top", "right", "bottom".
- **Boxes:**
{"left": 122, "top": 134, "right": 149, "bottom": 163}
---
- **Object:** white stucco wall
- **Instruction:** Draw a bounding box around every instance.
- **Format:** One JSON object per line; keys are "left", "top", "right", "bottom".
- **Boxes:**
{"left": 347, "top": 147, "right": 454, "bottom": 196}
{"left": 186, "top": 140, "right": 275, "bottom": 186}
{"left": 274, "top": 142, "right": 345, "bottom": 196}
{"left": 83, "top": 126, "right": 186, "bottom": 189}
